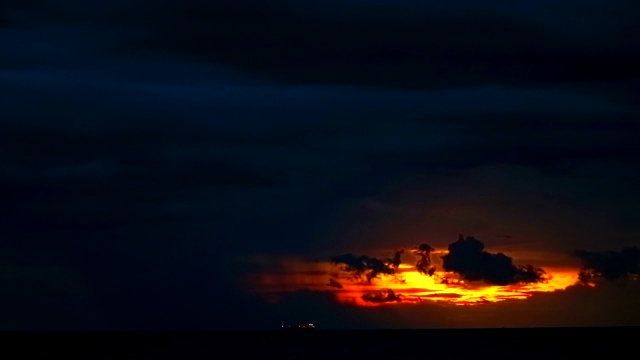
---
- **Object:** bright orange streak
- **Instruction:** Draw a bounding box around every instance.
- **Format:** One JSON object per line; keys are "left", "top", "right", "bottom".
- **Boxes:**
{"left": 245, "top": 259, "right": 581, "bottom": 306}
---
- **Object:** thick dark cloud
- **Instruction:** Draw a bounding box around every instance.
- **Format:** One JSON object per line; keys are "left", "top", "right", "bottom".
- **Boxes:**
{"left": 0, "top": 120, "right": 284, "bottom": 240}
{"left": 364, "top": 112, "right": 640, "bottom": 179}
{"left": 0, "top": 66, "right": 305, "bottom": 329}
{"left": 362, "top": 289, "right": 402, "bottom": 304}
{"left": 390, "top": 249, "right": 404, "bottom": 270}
{"left": 127, "top": 1, "right": 640, "bottom": 92}
{"left": 327, "top": 278, "right": 342, "bottom": 289}
{"left": 442, "top": 235, "right": 546, "bottom": 285}
{"left": 3, "top": 1, "right": 639, "bottom": 95}
{"left": 330, "top": 254, "right": 397, "bottom": 283}
{"left": 576, "top": 247, "right": 640, "bottom": 282}
{"left": 413, "top": 243, "right": 435, "bottom": 275}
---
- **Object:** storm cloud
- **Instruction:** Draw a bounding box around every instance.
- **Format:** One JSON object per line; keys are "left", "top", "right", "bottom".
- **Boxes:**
{"left": 576, "top": 247, "right": 640, "bottom": 282}
{"left": 442, "top": 235, "right": 547, "bottom": 285}
{"left": 330, "top": 254, "right": 397, "bottom": 283}
{"left": 362, "top": 289, "right": 402, "bottom": 304}
{"left": 130, "top": 0, "right": 640, "bottom": 95}
{"left": 413, "top": 243, "right": 435, "bottom": 275}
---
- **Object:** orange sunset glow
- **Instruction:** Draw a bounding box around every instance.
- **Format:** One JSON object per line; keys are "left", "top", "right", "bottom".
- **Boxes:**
{"left": 246, "top": 250, "right": 582, "bottom": 307}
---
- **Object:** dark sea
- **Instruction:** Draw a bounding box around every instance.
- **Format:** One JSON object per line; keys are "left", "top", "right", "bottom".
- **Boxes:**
{"left": 4, "top": 327, "right": 633, "bottom": 359}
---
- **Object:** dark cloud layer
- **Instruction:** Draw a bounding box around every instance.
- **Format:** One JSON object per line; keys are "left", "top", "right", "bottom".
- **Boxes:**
{"left": 5, "top": 2, "right": 640, "bottom": 95}
{"left": 330, "top": 254, "right": 397, "bottom": 283}
{"left": 390, "top": 249, "right": 404, "bottom": 270}
{"left": 327, "top": 278, "right": 343, "bottom": 289}
{"left": 442, "top": 235, "right": 546, "bottom": 285}
{"left": 576, "top": 247, "right": 640, "bottom": 282}
{"left": 414, "top": 243, "right": 435, "bottom": 275}
{"left": 135, "top": 1, "right": 640, "bottom": 92}
{"left": 330, "top": 236, "right": 546, "bottom": 286}
{"left": 362, "top": 289, "right": 402, "bottom": 304}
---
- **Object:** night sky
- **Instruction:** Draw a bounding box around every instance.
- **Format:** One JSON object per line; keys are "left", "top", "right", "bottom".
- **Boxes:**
{"left": 2, "top": 1, "right": 640, "bottom": 330}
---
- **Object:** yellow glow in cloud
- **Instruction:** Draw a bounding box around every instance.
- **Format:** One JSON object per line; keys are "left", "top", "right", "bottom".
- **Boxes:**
{"left": 246, "top": 257, "right": 580, "bottom": 306}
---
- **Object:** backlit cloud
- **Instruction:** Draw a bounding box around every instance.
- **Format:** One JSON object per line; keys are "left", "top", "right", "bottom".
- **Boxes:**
{"left": 330, "top": 254, "right": 398, "bottom": 283}
{"left": 576, "top": 247, "right": 640, "bottom": 283}
{"left": 248, "top": 235, "right": 576, "bottom": 308}
{"left": 442, "top": 235, "right": 547, "bottom": 285}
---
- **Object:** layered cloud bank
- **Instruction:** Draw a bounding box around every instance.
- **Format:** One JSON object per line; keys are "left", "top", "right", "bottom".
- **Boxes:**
{"left": 247, "top": 235, "right": 580, "bottom": 306}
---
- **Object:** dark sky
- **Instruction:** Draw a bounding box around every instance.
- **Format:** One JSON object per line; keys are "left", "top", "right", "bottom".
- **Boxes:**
{"left": 1, "top": 1, "right": 639, "bottom": 330}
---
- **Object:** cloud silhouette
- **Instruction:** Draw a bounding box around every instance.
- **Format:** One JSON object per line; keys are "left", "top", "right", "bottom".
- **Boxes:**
{"left": 390, "top": 248, "right": 404, "bottom": 270}
{"left": 442, "top": 235, "right": 546, "bottom": 285}
{"left": 361, "top": 289, "right": 402, "bottom": 303}
{"left": 330, "top": 254, "right": 396, "bottom": 283}
{"left": 413, "top": 243, "right": 436, "bottom": 275}
{"left": 327, "top": 278, "right": 343, "bottom": 289}
{"left": 575, "top": 247, "right": 640, "bottom": 282}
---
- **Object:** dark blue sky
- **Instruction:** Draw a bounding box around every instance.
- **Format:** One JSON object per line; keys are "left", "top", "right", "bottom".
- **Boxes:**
{"left": 1, "top": 1, "right": 639, "bottom": 329}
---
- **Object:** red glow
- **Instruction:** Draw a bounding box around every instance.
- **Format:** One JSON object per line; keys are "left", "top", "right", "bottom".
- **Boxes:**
{"left": 245, "top": 253, "right": 582, "bottom": 306}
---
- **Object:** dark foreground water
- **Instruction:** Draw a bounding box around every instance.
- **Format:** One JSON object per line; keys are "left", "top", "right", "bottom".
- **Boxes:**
{"left": 3, "top": 327, "right": 635, "bottom": 359}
